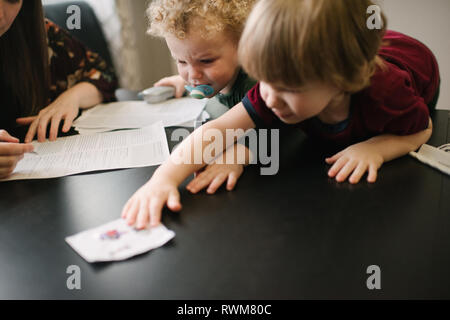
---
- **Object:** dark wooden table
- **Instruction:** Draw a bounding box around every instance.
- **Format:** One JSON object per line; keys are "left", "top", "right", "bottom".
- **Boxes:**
{"left": 1, "top": 111, "right": 449, "bottom": 299}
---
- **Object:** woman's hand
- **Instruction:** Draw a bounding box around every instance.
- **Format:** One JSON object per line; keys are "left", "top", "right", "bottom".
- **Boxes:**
{"left": 16, "top": 90, "right": 80, "bottom": 143}
{"left": 16, "top": 82, "right": 103, "bottom": 143}
{"left": 0, "top": 130, "right": 34, "bottom": 178}
{"left": 326, "top": 141, "right": 384, "bottom": 184}
{"left": 121, "top": 176, "right": 182, "bottom": 229}
{"left": 154, "top": 75, "right": 186, "bottom": 98}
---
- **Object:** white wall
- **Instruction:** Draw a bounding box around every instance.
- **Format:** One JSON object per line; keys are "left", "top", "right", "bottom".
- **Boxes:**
{"left": 380, "top": 0, "right": 450, "bottom": 110}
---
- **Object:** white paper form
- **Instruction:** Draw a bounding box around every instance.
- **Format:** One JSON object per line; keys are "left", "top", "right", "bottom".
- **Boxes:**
{"left": 73, "top": 97, "right": 207, "bottom": 133}
{"left": 1, "top": 121, "right": 170, "bottom": 182}
{"left": 75, "top": 110, "right": 211, "bottom": 135}
{"left": 66, "top": 219, "right": 175, "bottom": 263}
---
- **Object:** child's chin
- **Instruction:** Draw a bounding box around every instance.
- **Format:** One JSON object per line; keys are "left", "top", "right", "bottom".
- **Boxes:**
{"left": 278, "top": 115, "right": 300, "bottom": 124}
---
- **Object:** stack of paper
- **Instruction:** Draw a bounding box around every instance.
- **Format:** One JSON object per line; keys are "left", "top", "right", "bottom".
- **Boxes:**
{"left": 73, "top": 98, "right": 208, "bottom": 135}
{"left": 1, "top": 122, "right": 170, "bottom": 181}
{"left": 66, "top": 219, "right": 175, "bottom": 263}
{"left": 410, "top": 143, "right": 450, "bottom": 176}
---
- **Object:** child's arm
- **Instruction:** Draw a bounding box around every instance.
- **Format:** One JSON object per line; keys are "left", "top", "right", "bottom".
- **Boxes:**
{"left": 122, "top": 103, "right": 255, "bottom": 229}
{"left": 326, "top": 118, "right": 433, "bottom": 184}
{"left": 154, "top": 75, "right": 186, "bottom": 98}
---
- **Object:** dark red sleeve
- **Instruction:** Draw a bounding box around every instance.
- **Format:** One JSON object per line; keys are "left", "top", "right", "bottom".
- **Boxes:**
{"left": 242, "top": 83, "right": 281, "bottom": 128}
{"left": 380, "top": 30, "right": 440, "bottom": 106}
{"left": 361, "top": 61, "right": 430, "bottom": 136}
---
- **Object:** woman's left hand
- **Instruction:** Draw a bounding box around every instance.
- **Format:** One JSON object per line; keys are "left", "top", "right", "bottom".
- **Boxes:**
{"left": 325, "top": 141, "right": 384, "bottom": 184}
{"left": 16, "top": 91, "right": 80, "bottom": 143}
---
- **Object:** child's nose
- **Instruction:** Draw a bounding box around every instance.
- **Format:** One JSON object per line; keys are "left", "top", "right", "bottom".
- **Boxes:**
{"left": 189, "top": 66, "right": 203, "bottom": 83}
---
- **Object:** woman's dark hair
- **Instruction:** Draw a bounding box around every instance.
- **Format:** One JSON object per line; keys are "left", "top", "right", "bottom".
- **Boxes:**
{"left": 0, "top": 0, "right": 50, "bottom": 117}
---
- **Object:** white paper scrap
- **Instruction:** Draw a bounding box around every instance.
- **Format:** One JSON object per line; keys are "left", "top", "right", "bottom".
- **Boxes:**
{"left": 65, "top": 219, "right": 175, "bottom": 263}
{"left": 410, "top": 143, "right": 450, "bottom": 176}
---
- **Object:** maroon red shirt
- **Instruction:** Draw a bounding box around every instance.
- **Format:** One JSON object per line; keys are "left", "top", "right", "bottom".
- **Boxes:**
{"left": 242, "top": 30, "right": 440, "bottom": 147}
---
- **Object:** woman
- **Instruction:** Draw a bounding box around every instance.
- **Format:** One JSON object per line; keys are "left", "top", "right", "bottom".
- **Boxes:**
{"left": 0, "top": 0, "right": 117, "bottom": 178}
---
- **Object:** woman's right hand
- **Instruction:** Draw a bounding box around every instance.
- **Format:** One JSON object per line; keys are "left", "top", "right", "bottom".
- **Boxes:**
{"left": 121, "top": 174, "right": 182, "bottom": 229}
{"left": 154, "top": 75, "right": 186, "bottom": 98}
{"left": 0, "top": 130, "right": 34, "bottom": 178}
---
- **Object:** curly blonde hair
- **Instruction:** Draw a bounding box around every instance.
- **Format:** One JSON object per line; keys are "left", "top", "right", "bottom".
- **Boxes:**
{"left": 147, "top": 0, "right": 256, "bottom": 41}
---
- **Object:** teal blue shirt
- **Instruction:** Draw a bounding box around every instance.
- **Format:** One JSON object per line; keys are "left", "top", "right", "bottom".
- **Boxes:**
{"left": 215, "top": 69, "right": 256, "bottom": 108}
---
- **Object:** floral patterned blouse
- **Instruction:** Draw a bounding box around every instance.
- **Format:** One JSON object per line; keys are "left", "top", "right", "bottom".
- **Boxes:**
{"left": 45, "top": 19, "right": 117, "bottom": 103}
{"left": 0, "top": 19, "right": 117, "bottom": 137}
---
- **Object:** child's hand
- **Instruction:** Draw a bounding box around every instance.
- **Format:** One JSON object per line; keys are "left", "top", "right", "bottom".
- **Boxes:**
{"left": 325, "top": 141, "right": 384, "bottom": 184}
{"left": 121, "top": 177, "right": 182, "bottom": 229}
{"left": 186, "top": 143, "right": 250, "bottom": 194}
{"left": 154, "top": 75, "right": 186, "bottom": 98}
{"left": 186, "top": 161, "right": 244, "bottom": 194}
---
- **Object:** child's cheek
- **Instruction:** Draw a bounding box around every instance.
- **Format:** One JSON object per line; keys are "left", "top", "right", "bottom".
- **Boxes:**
{"left": 259, "top": 86, "right": 269, "bottom": 103}
{"left": 207, "top": 71, "right": 226, "bottom": 89}
{"left": 178, "top": 69, "right": 189, "bottom": 83}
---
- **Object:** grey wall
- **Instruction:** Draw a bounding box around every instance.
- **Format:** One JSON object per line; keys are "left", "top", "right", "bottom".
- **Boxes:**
{"left": 381, "top": 0, "right": 450, "bottom": 110}
{"left": 129, "top": 0, "right": 173, "bottom": 89}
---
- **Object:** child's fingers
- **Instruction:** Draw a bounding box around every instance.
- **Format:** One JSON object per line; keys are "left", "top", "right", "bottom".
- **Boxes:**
{"left": 149, "top": 197, "right": 165, "bottom": 227}
{"left": 325, "top": 150, "right": 344, "bottom": 164}
{"left": 154, "top": 78, "right": 184, "bottom": 98}
{"left": 226, "top": 172, "right": 240, "bottom": 191}
{"left": 167, "top": 190, "right": 182, "bottom": 212}
{"left": 328, "top": 157, "right": 348, "bottom": 178}
{"left": 121, "top": 199, "right": 133, "bottom": 218}
{"left": 154, "top": 79, "right": 170, "bottom": 87}
{"left": 335, "top": 160, "right": 358, "bottom": 182}
{"left": 135, "top": 198, "right": 150, "bottom": 229}
{"left": 367, "top": 164, "right": 378, "bottom": 183}
{"left": 187, "top": 171, "right": 213, "bottom": 193}
{"left": 125, "top": 200, "right": 140, "bottom": 226}
{"left": 207, "top": 173, "right": 227, "bottom": 194}
{"left": 349, "top": 162, "right": 369, "bottom": 184}
{"left": 174, "top": 84, "right": 186, "bottom": 98}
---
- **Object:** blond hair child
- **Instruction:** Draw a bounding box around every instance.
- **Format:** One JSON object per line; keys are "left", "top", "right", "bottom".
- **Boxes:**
{"left": 148, "top": 0, "right": 257, "bottom": 108}
{"left": 123, "top": 0, "right": 440, "bottom": 229}
{"left": 145, "top": 0, "right": 258, "bottom": 197}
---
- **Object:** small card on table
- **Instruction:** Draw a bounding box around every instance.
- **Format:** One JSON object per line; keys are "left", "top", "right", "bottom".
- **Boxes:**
{"left": 65, "top": 219, "right": 175, "bottom": 263}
